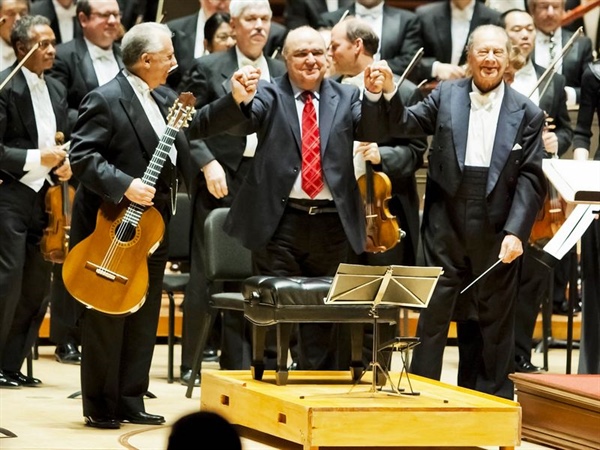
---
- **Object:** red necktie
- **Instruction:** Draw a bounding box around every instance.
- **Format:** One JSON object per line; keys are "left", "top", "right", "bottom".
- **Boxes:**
{"left": 301, "top": 91, "right": 323, "bottom": 198}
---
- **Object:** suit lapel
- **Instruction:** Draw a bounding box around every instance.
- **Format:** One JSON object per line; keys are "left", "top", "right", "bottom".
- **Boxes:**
{"left": 380, "top": 8, "right": 400, "bottom": 60}
{"left": 452, "top": 82, "right": 471, "bottom": 171}
{"left": 488, "top": 86, "right": 524, "bottom": 195}
{"left": 13, "top": 71, "right": 38, "bottom": 145}
{"left": 436, "top": 5, "right": 452, "bottom": 63}
{"left": 317, "top": 80, "right": 336, "bottom": 154}
{"left": 76, "top": 39, "right": 100, "bottom": 89}
{"left": 117, "top": 75, "right": 158, "bottom": 161}
{"left": 279, "top": 77, "right": 302, "bottom": 152}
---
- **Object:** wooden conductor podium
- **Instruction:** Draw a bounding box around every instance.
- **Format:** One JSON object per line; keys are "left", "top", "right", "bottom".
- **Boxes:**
{"left": 200, "top": 266, "right": 522, "bottom": 450}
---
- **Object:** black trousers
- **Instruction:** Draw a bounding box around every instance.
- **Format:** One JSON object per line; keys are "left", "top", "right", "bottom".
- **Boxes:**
{"left": 411, "top": 168, "right": 518, "bottom": 400}
{"left": 252, "top": 206, "right": 351, "bottom": 370}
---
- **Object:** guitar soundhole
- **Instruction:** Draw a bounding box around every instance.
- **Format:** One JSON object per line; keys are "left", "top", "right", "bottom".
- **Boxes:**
{"left": 110, "top": 220, "right": 141, "bottom": 248}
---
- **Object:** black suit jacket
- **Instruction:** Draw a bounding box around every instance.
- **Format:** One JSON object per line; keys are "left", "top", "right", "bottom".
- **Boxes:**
{"left": 387, "top": 78, "right": 547, "bottom": 243}
{"left": 222, "top": 76, "right": 389, "bottom": 254}
{"left": 284, "top": 0, "right": 353, "bottom": 29}
{"left": 30, "top": 0, "right": 82, "bottom": 44}
{"left": 415, "top": 0, "right": 501, "bottom": 82}
{"left": 180, "top": 46, "right": 287, "bottom": 173}
{"left": 320, "top": 4, "right": 423, "bottom": 79}
{"left": 533, "top": 64, "right": 573, "bottom": 156}
{"left": 532, "top": 28, "right": 593, "bottom": 103}
{"left": 166, "top": 11, "right": 288, "bottom": 90}
{"left": 0, "top": 67, "right": 69, "bottom": 180}
{"left": 47, "top": 37, "right": 124, "bottom": 132}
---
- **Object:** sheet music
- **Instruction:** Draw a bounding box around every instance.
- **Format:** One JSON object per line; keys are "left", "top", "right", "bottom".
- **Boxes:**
{"left": 543, "top": 204, "right": 598, "bottom": 260}
{"left": 543, "top": 159, "right": 600, "bottom": 203}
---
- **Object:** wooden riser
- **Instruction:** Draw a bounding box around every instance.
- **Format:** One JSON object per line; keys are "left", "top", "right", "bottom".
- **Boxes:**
{"left": 201, "top": 370, "right": 521, "bottom": 450}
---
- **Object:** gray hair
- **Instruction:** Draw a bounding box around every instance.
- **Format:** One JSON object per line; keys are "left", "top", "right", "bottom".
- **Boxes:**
{"left": 121, "top": 22, "right": 171, "bottom": 68}
{"left": 229, "top": 0, "right": 272, "bottom": 19}
{"left": 11, "top": 15, "right": 51, "bottom": 51}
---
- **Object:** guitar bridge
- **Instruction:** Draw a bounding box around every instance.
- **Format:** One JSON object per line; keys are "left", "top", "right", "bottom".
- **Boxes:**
{"left": 85, "top": 261, "right": 128, "bottom": 285}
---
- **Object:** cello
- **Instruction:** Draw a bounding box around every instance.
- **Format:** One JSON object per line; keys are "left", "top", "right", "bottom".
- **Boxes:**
{"left": 41, "top": 132, "right": 75, "bottom": 263}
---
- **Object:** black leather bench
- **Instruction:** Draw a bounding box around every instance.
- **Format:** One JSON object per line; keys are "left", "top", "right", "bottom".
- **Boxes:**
{"left": 242, "top": 275, "right": 401, "bottom": 385}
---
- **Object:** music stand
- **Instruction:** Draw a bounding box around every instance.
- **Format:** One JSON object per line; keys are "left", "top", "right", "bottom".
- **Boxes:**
{"left": 325, "top": 263, "right": 442, "bottom": 396}
{"left": 539, "top": 159, "right": 600, "bottom": 372}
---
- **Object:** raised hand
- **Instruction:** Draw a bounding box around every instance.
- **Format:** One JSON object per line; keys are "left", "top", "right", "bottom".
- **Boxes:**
{"left": 231, "top": 66, "right": 261, "bottom": 104}
{"left": 364, "top": 60, "right": 395, "bottom": 95}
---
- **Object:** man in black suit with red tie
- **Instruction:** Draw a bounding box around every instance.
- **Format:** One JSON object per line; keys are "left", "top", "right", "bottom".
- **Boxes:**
{"left": 222, "top": 26, "right": 391, "bottom": 371}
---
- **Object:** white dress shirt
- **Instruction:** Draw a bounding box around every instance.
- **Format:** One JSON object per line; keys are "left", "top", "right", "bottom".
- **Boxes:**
{"left": 53, "top": 0, "right": 76, "bottom": 43}
{"left": 126, "top": 71, "right": 177, "bottom": 165}
{"left": 355, "top": 2, "right": 384, "bottom": 61}
{"left": 85, "top": 38, "right": 120, "bottom": 86}
{"left": 512, "top": 60, "right": 540, "bottom": 106}
{"left": 194, "top": 9, "right": 209, "bottom": 58}
{"left": 20, "top": 67, "right": 56, "bottom": 192}
{"left": 450, "top": 0, "right": 475, "bottom": 66}
{"left": 0, "top": 39, "right": 16, "bottom": 72}
{"left": 466, "top": 82, "right": 504, "bottom": 168}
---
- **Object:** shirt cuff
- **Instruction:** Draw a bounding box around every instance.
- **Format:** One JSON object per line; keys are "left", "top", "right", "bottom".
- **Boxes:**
{"left": 23, "top": 149, "right": 41, "bottom": 171}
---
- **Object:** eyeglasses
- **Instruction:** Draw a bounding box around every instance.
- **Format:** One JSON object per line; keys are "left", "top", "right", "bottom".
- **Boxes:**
{"left": 89, "top": 11, "right": 122, "bottom": 20}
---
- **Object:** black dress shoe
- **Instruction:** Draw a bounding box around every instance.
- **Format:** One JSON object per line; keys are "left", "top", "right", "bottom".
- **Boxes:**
{"left": 119, "top": 411, "right": 165, "bottom": 425}
{"left": 55, "top": 343, "right": 81, "bottom": 364}
{"left": 203, "top": 348, "right": 219, "bottom": 362}
{"left": 4, "top": 371, "right": 42, "bottom": 386}
{"left": 515, "top": 357, "right": 543, "bottom": 373}
{"left": 85, "top": 416, "right": 120, "bottom": 429}
{"left": 180, "top": 369, "right": 200, "bottom": 387}
{"left": 0, "top": 371, "right": 20, "bottom": 389}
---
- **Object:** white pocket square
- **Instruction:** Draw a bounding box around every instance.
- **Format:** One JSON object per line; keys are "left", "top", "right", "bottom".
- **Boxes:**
{"left": 511, "top": 143, "right": 522, "bottom": 151}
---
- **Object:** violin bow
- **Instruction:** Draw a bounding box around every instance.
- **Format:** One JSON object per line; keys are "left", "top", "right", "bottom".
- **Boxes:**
{"left": 395, "top": 47, "right": 424, "bottom": 90}
{"left": 0, "top": 42, "right": 41, "bottom": 92}
{"left": 527, "top": 27, "right": 584, "bottom": 100}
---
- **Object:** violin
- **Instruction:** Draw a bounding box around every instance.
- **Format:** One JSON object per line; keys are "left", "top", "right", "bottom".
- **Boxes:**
{"left": 357, "top": 160, "right": 401, "bottom": 253}
{"left": 40, "top": 132, "right": 75, "bottom": 263}
{"left": 529, "top": 119, "right": 567, "bottom": 250}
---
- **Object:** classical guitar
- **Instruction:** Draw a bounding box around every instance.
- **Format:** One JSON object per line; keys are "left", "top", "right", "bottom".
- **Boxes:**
{"left": 62, "top": 92, "right": 196, "bottom": 316}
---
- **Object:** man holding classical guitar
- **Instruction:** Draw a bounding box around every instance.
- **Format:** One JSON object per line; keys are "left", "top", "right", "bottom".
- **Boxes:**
{"left": 63, "top": 22, "right": 258, "bottom": 429}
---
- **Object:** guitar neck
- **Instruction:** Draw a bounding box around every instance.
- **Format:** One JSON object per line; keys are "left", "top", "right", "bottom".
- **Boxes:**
{"left": 123, "top": 125, "right": 179, "bottom": 227}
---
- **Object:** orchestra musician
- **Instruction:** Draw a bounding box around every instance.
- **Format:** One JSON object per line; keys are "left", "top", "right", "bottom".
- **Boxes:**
{"left": 379, "top": 24, "right": 547, "bottom": 399}
{"left": 501, "top": 8, "right": 573, "bottom": 373}
{"left": 43, "top": 0, "right": 124, "bottom": 366}
{"left": 0, "top": 15, "right": 70, "bottom": 388}
{"left": 0, "top": 0, "right": 30, "bottom": 72}
{"left": 66, "top": 22, "right": 256, "bottom": 428}
{"left": 327, "top": 17, "right": 427, "bottom": 364}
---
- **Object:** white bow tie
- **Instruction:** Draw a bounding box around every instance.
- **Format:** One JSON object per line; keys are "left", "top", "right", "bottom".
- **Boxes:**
{"left": 470, "top": 91, "right": 495, "bottom": 111}
{"left": 29, "top": 75, "right": 46, "bottom": 91}
{"left": 355, "top": 5, "right": 381, "bottom": 20}
{"left": 90, "top": 46, "right": 113, "bottom": 61}
{"left": 240, "top": 57, "right": 260, "bottom": 68}
{"left": 452, "top": 8, "right": 471, "bottom": 22}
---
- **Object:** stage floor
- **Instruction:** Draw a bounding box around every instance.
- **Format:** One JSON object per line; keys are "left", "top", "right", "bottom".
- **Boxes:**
{"left": 200, "top": 370, "right": 521, "bottom": 450}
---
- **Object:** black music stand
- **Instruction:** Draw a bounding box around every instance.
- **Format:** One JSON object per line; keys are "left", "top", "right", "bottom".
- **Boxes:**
{"left": 325, "top": 263, "right": 442, "bottom": 396}
{"left": 539, "top": 159, "right": 600, "bottom": 373}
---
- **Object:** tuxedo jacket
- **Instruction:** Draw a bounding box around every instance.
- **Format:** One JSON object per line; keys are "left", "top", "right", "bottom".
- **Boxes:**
{"left": 533, "top": 64, "right": 573, "bottom": 156}
{"left": 47, "top": 37, "right": 124, "bottom": 131}
{"left": 320, "top": 4, "right": 422, "bottom": 79}
{"left": 284, "top": 0, "right": 353, "bottom": 29}
{"left": 222, "top": 76, "right": 389, "bottom": 254}
{"left": 180, "top": 46, "right": 286, "bottom": 173}
{"left": 68, "top": 71, "right": 245, "bottom": 243}
{"left": 30, "top": 0, "right": 82, "bottom": 44}
{"left": 533, "top": 28, "right": 593, "bottom": 103}
{"left": 166, "top": 12, "right": 288, "bottom": 90}
{"left": 415, "top": 1, "right": 501, "bottom": 82}
{"left": 387, "top": 78, "right": 547, "bottom": 243}
{"left": 573, "top": 60, "right": 600, "bottom": 157}
{"left": 0, "top": 67, "right": 69, "bottom": 180}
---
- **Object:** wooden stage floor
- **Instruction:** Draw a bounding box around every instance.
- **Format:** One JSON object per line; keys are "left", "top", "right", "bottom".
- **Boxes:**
{"left": 201, "top": 370, "right": 522, "bottom": 450}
